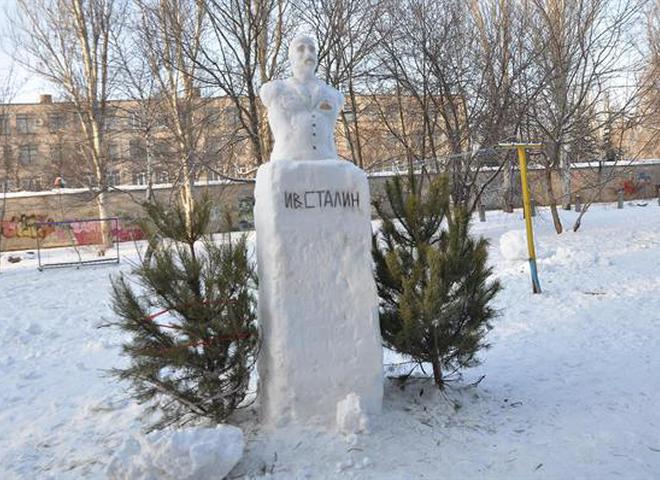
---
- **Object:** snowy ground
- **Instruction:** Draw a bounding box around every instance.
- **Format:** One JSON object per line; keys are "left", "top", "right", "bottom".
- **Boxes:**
{"left": 1, "top": 202, "right": 659, "bottom": 479}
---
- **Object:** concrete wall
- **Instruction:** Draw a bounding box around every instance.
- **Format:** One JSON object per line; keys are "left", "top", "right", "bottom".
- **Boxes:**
{"left": 2, "top": 161, "right": 659, "bottom": 252}
{"left": 478, "top": 161, "right": 660, "bottom": 210}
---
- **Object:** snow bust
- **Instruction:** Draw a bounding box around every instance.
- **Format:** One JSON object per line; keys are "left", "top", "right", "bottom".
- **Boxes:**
{"left": 260, "top": 35, "right": 344, "bottom": 161}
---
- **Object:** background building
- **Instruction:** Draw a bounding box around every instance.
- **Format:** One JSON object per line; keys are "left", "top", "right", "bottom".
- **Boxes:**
{"left": 0, "top": 92, "right": 455, "bottom": 193}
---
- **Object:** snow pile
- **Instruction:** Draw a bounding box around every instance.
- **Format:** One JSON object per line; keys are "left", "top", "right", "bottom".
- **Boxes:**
{"left": 499, "top": 229, "right": 528, "bottom": 261}
{"left": 542, "top": 245, "right": 606, "bottom": 270}
{"left": 336, "top": 393, "right": 369, "bottom": 435}
{"left": 106, "top": 425, "right": 244, "bottom": 480}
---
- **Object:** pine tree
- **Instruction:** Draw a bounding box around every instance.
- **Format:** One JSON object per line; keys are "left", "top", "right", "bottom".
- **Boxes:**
{"left": 108, "top": 198, "right": 259, "bottom": 431}
{"left": 372, "top": 170, "right": 501, "bottom": 388}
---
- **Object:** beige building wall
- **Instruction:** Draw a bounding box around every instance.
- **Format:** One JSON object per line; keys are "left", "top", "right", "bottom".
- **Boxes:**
{"left": 0, "top": 94, "right": 261, "bottom": 193}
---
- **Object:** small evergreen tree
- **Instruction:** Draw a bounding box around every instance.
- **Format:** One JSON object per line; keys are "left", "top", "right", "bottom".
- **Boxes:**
{"left": 108, "top": 198, "right": 259, "bottom": 431}
{"left": 372, "top": 170, "right": 501, "bottom": 388}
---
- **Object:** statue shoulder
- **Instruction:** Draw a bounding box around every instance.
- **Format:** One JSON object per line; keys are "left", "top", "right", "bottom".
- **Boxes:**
{"left": 259, "top": 80, "right": 287, "bottom": 107}
{"left": 334, "top": 88, "right": 345, "bottom": 110}
{"left": 326, "top": 83, "right": 344, "bottom": 110}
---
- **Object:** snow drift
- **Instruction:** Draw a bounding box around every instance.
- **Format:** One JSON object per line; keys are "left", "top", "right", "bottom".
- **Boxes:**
{"left": 106, "top": 425, "right": 244, "bottom": 480}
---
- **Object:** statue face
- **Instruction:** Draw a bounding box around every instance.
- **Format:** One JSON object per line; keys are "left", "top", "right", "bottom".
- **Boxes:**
{"left": 289, "top": 36, "right": 317, "bottom": 79}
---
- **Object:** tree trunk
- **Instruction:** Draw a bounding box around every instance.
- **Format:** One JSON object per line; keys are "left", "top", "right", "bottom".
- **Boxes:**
{"left": 573, "top": 205, "right": 589, "bottom": 232}
{"left": 545, "top": 168, "right": 563, "bottom": 234}
{"left": 247, "top": 85, "right": 266, "bottom": 166}
{"left": 560, "top": 145, "right": 571, "bottom": 210}
{"left": 348, "top": 86, "right": 364, "bottom": 169}
{"left": 0, "top": 177, "right": 8, "bottom": 270}
{"left": 501, "top": 159, "right": 513, "bottom": 212}
{"left": 431, "top": 358, "right": 443, "bottom": 389}
{"left": 180, "top": 154, "right": 195, "bottom": 236}
{"left": 96, "top": 190, "right": 113, "bottom": 250}
{"left": 145, "top": 133, "right": 154, "bottom": 202}
{"left": 89, "top": 118, "right": 112, "bottom": 247}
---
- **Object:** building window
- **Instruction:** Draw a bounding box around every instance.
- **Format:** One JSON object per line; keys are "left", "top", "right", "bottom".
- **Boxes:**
{"left": 156, "top": 170, "right": 169, "bottom": 184}
{"left": 16, "top": 114, "right": 37, "bottom": 134}
{"left": 20, "top": 177, "right": 42, "bottom": 191}
{"left": 19, "top": 144, "right": 39, "bottom": 165}
{"left": 154, "top": 141, "right": 170, "bottom": 160}
{"left": 223, "top": 106, "right": 240, "bottom": 128}
{"left": 48, "top": 113, "right": 66, "bottom": 132}
{"left": 108, "top": 142, "right": 121, "bottom": 161}
{"left": 207, "top": 168, "right": 222, "bottom": 182}
{"left": 105, "top": 113, "right": 121, "bottom": 131}
{"left": 129, "top": 139, "right": 145, "bottom": 161}
{"left": 205, "top": 106, "right": 222, "bottom": 124}
{"left": 2, "top": 145, "right": 12, "bottom": 162}
{"left": 133, "top": 171, "right": 147, "bottom": 185}
{"left": 129, "top": 111, "right": 143, "bottom": 130}
{"left": 0, "top": 115, "right": 9, "bottom": 134}
{"left": 107, "top": 170, "right": 121, "bottom": 186}
{"left": 49, "top": 144, "right": 65, "bottom": 163}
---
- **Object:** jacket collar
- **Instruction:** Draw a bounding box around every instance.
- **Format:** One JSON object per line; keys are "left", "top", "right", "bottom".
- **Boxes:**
{"left": 289, "top": 77, "right": 323, "bottom": 109}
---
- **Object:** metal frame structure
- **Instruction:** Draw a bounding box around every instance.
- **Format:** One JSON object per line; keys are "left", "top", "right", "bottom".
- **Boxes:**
{"left": 35, "top": 217, "right": 121, "bottom": 271}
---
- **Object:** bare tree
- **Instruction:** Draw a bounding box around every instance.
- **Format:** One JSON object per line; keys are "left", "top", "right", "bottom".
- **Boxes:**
{"left": 114, "top": 23, "right": 165, "bottom": 202}
{"left": 570, "top": 1, "right": 660, "bottom": 231}
{"left": 523, "top": 0, "right": 647, "bottom": 233}
{"left": 369, "top": 0, "right": 535, "bottom": 211}
{"left": 638, "top": 0, "right": 660, "bottom": 156}
{"left": 570, "top": 122, "right": 637, "bottom": 232}
{"left": 0, "top": 63, "right": 17, "bottom": 269}
{"left": 190, "top": 0, "right": 291, "bottom": 170}
{"left": 13, "top": 0, "right": 125, "bottom": 246}
{"left": 135, "top": 0, "right": 212, "bottom": 230}
{"left": 0, "top": 64, "right": 16, "bottom": 194}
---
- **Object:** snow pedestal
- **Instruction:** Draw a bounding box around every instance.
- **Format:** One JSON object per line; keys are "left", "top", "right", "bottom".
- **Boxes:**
{"left": 254, "top": 159, "right": 383, "bottom": 429}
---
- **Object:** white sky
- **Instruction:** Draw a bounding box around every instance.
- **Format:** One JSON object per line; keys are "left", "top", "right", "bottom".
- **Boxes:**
{"left": 0, "top": 0, "right": 52, "bottom": 103}
{"left": 0, "top": 0, "right": 652, "bottom": 105}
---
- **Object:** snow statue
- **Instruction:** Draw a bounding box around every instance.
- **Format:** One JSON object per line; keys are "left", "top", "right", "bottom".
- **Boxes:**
{"left": 254, "top": 34, "right": 383, "bottom": 431}
{"left": 260, "top": 35, "right": 344, "bottom": 161}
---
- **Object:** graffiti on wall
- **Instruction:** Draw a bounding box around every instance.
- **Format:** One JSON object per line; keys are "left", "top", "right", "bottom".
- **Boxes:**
{"left": 621, "top": 172, "right": 652, "bottom": 196}
{"left": 0, "top": 214, "right": 56, "bottom": 240}
{"left": 61, "top": 222, "right": 146, "bottom": 245}
{"left": 112, "top": 225, "right": 145, "bottom": 242}
{"left": 1, "top": 213, "right": 145, "bottom": 249}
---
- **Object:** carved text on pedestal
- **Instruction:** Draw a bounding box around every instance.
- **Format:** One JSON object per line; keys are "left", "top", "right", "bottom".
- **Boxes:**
{"left": 283, "top": 190, "right": 360, "bottom": 210}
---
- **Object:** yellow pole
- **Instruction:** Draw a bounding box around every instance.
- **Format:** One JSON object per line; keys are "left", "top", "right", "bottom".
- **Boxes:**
{"left": 498, "top": 142, "right": 542, "bottom": 293}
{"left": 517, "top": 146, "right": 536, "bottom": 259}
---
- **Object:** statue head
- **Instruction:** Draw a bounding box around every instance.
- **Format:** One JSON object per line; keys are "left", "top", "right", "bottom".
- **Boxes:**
{"left": 289, "top": 34, "right": 317, "bottom": 82}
